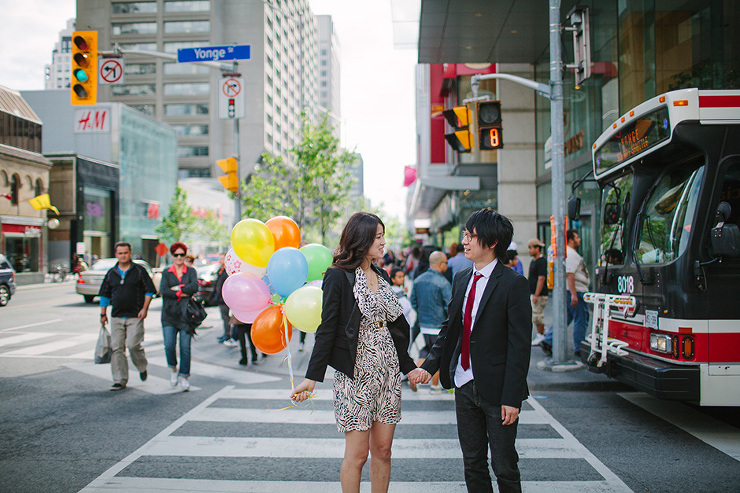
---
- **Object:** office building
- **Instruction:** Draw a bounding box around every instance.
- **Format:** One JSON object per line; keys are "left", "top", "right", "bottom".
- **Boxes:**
{"left": 44, "top": 18, "right": 76, "bottom": 90}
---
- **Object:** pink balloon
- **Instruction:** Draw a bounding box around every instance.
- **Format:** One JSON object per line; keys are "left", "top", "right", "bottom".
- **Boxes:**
{"left": 224, "top": 248, "right": 267, "bottom": 277}
{"left": 222, "top": 272, "right": 271, "bottom": 313}
{"left": 231, "top": 306, "right": 268, "bottom": 324}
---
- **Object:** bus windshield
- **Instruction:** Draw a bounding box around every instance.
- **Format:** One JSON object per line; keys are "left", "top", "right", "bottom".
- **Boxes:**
{"left": 635, "top": 159, "right": 705, "bottom": 264}
{"left": 599, "top": 173, "right": 632, "bottom": 266}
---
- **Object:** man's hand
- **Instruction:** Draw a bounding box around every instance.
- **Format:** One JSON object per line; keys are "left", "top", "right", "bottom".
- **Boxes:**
{"left": 570, "top": 292, "right": 578, "bottom": 307}
{"left": 408, "top": 368, "right": 432, "bottom": 385}
{"left": 100, "top": 314, "right": 108, "bottom": 326}
{"left": 138, "top": 308, "right": 148, "bottom": 320}
{"left": 501, "top": 405, "right": 519, "bottom": 425}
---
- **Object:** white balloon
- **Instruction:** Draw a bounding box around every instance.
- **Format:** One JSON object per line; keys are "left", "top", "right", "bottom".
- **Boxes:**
{"left": 224, "top": 248, "right": 267, "bottom": 278}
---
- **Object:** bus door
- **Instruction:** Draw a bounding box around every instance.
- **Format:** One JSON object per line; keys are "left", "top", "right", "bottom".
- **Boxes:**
{"left": 704, "top": 159, "right": 740, "bottom": 370}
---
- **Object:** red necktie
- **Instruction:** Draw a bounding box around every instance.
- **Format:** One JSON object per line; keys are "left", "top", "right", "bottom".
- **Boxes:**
{"left": 461, "top": 273, "right": 483, "bottom": 370}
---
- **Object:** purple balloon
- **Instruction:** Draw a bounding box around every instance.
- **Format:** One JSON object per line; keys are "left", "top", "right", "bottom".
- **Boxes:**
{"left": 222, "top": 272, "right": 271, "bottom": 313}
{"left": 231, "top": 306, "right": 268, "bottom": 324}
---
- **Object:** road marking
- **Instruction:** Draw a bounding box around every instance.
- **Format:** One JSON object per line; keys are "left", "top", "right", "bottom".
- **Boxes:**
{"left": 0, "top": 332, "right": 57, "bottom": 348}
{"left": 0, "top": 318, "right": 63, "bottom": 332}
{"left": 620, "top": 392, "right": 740, "bottom": 461}
{"left": 2, "top": 333, "right": 96, "bottom": 356}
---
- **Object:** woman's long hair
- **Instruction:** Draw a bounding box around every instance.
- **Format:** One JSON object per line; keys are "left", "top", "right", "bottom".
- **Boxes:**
{"left": 333, "top": 212, "right": 384, "bottom": 271}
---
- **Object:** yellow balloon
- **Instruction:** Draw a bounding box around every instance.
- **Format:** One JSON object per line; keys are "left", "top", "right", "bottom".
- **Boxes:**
{"left": 284, "top": 286, "right": 323, "bottom": 333}
{"left": 230, "top": 219, "right": 275, "bottom": 267}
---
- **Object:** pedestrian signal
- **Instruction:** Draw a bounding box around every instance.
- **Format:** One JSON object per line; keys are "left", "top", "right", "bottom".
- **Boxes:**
{"left": 443, "top": 105, "right": 473, "bottom": 153}
{"left": 217, "top": 157, "right": 239, "bottom": 193}
{"left": 71, "top": 31, "right": 98, "bottom": 105}
{"left": 477, "top": 101, "right": 503, "bottom": 150}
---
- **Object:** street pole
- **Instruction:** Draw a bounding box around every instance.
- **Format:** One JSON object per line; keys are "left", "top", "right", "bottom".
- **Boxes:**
{"left": 232, "top": 61, "right": 241, "bottom": 226}
{"left": 549, "top": 0, "right": 570, "bottom": 363}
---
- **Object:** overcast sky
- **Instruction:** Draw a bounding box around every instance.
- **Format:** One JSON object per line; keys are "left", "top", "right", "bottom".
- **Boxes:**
{"left": 0, "top": 0, "right": 418, "bottom": 222}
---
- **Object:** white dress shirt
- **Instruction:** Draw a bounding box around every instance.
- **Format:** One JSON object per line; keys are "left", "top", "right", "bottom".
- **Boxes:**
{"left": 454, "top": 258, "right": 498, "bottom": 388}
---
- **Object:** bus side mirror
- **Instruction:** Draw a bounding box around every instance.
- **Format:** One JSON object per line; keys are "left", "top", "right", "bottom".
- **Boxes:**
{"left": 711, "top": 201, "right": 740, "bottom": 259}
{"left": 604, "top": 202, "right": 621, "bottom": 225}
{"left": 568, "top": 197, "right": 581, "bottom": 221}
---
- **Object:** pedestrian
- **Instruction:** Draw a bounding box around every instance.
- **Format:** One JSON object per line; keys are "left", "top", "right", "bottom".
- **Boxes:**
{"left": 214, "top": 253, "right": 238, "bottom": 346}
{"left": 405, "top": 246, "right": 421, "bottom": 279}
{"left": 390, "top": 267, "right": 414, "bottom": 326}
{"left": 409, "top": 208, "right": 532, "bottom": 493}
{"left": 540, "top": 229, "right": 590, "bottom": 358}
{"left": 507, "top": 242, "right": 524, "bottom": 276}
{"left": 447, "top": 242, "right": 473, "bottom": 279}
{"left": 99, "top": 241, "right": 156, "bottom": 391}
{"left": 230, "top": 315, "right": 260, "bottom": 366}
{"left": 290, "top": 212, "right": 418, "bottom": 492}
{"left": 527, "top": 238, "right": 548, "bottom": 346}
{"left": 409, "top": 250, "right": 452, "bottom": 392}
{"left": 184, "top": 254, "right": 195, "bottom": 267}
{"left": 160, "top": 242, "right": 199, "bottom": 392}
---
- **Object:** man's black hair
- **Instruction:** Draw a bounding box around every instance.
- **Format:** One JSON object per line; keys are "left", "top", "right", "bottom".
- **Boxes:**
{"left": 465, "top": 209, "right": 514, "bottom": 261}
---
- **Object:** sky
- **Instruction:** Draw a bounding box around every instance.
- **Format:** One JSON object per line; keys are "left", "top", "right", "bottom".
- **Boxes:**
{"left": 0, "top": 0, "right": 418, "bottom": 222}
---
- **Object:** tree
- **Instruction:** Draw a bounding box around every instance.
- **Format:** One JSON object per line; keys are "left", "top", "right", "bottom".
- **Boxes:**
{"left": 241, "top": 114, "right": 357, "bottom": 243}
{"left": 155, "top": 185, "right": 196, "bottom": 243}
{"left": 197, "top": 211, "right": 230, "bottom": 252}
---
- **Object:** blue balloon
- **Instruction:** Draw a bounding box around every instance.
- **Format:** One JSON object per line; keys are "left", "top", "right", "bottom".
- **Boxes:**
{"left": 266, "top": 247, "right": 309, "bottom": 298}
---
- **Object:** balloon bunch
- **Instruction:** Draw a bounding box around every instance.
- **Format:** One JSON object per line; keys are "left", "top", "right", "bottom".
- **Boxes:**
{"left": 221, "top": 216, "right": 333, "bottom": 357}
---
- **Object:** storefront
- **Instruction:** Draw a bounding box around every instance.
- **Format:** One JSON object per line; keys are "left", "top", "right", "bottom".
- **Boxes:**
{"left": 1, "top": 219, "right": 44, "bottom": 283}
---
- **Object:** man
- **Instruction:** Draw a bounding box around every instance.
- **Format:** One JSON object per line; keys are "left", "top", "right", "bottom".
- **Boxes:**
{"left": 540, "top": 229, "right": 590, "bottom": 357}
{"left": 410, "top": 209, "right": 531, "bottom": 492}
{"left": 527, "top": 238, "right": 548, "bottom": 346}
{"left": 214, "top": 253, "right": 237, "bottom": 346}
{"left": 447, "top": 242, "right": 473, "bottom": 279}
{"left": 409, "top": 251, "right": 452, "bottom": 391}
{"left": 99, "top": 241, "right": 156, "bottom": 391}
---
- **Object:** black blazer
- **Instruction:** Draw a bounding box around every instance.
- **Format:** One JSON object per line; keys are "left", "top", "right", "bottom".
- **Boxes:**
{"left": 421, "top": 261, "right": 532, "bottom": 408}
{"left": 305, "top": 265, "right": 417, "bottom": 382}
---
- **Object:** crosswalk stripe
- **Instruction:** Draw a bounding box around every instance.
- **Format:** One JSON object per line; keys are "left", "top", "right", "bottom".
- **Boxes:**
{"left": 0, "top": 332, "right": 57, "bottom": 348}
{"left": 2, "top": 334, "right": 96, "bottom": 356}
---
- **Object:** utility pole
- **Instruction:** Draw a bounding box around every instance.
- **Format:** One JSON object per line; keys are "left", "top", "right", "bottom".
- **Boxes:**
{"left": 231, "top": 61, "right": 242, "bottom": 225}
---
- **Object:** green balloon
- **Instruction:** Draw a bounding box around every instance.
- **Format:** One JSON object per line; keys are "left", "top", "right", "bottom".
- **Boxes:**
{"left": 300, "top": 243, "right": 333, "bottom": 282}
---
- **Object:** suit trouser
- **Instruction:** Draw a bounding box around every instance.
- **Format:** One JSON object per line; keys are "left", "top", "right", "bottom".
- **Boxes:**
{"left": 455, "top": 380, "right": 521, "bottom": 493}
{"left": 110, "top": 317, "right": 147, "bottom": 385}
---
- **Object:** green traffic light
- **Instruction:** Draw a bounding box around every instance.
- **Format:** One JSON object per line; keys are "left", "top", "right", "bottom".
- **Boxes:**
{"left": 73, "top": 68, "right": 89, "bottom": 83}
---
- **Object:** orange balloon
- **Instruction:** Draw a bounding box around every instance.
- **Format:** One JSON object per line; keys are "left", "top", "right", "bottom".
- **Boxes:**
{"left": 266, "top": 216, "right": 301, "bottom": 250}
{"left": 251, "top": 305, "right": 293, "bottom": 354}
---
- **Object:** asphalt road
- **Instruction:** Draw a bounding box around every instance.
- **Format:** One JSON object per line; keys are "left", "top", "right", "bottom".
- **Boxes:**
{"left": 1, "top": 281, "right": 738, "bottom": 492}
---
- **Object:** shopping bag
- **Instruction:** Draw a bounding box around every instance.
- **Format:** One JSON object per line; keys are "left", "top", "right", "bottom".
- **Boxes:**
{"left": 186, "top": 295, "right": 208, "bottom": 335}
{"left": 94, "top": 324, "right": 112, "bottom": 364}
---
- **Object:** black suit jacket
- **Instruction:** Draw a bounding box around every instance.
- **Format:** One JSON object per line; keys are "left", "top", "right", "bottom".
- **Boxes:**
{"left": 305, "top": 265, "right": 416, "bottom": 382}
{"left": 421, "top": 261, "right": 532, "bottom": 408}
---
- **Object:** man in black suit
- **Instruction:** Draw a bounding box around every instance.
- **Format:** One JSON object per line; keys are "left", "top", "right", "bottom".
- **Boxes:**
{"left": 409, "top": 209, "right": 532, "bottom": 493}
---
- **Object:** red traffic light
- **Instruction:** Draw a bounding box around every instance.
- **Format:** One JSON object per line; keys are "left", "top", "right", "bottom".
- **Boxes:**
{"left": 73, "top": 35, "right": 89, "bottom": 51}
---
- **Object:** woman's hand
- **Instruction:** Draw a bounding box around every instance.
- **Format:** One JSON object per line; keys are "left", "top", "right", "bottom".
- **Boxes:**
{"left": 290, "top": 379, "right": 316, "bottom": 402}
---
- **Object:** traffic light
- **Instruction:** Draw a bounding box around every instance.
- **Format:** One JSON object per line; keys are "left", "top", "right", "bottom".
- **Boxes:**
{"left": 71, "top": 31, "right": 98, "bottom": 105}
{"left": 443, "top": 105, "right": 473, "bottom": 153}
{"left": 477, "top": 100, "right": 503, "bottom": 150}
{"left": 217, "top": 157, "right": 239, "bottom": 193}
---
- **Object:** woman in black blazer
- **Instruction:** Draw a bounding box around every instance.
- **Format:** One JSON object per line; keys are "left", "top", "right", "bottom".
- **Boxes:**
{"left": 291, "top": 212, "right": 417, "bottom": 493}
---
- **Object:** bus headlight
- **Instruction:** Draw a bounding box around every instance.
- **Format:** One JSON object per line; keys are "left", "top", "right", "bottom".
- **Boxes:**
{"left": 650, "top": 333, "right": 672, "bottom": 353}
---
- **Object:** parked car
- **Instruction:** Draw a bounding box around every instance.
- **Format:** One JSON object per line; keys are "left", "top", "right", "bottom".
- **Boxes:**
{"left": 76, "top": 258, "right": 158, "bottom": 304}
{"left": 0, "top": 254, "right": 17, "bottom": 307}
{"left": 196, "top": 262, "right": 221, "bottom": 306}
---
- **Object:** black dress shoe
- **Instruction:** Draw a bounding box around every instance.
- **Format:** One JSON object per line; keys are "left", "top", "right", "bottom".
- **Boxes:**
{"left": 540, "top": 341, "right": 552, "bottom": 357}
{"left": 238, "top": 358, "right": 248, "bottom": 366}
{"left": 140, "top": 370, "right": 148, "bottom": 381}
{"left": 110, "top": 383, "right": 126, "bottom": 391}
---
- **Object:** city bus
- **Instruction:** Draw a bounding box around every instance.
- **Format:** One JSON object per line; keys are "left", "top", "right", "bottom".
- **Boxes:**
{"left": 578, "top": 88, "right": 740, "bottom": 406}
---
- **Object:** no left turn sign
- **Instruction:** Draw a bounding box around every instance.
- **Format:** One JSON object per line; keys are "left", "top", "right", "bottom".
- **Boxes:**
{"left": 99, "top": 59, "right": 124, "bottom": 84}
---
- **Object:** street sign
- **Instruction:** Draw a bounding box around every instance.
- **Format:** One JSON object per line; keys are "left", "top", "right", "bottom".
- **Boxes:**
{"left": 177, "top": 44, "right": 251, "bottom": 63}
{"left": 219, "top": 77, "right": 245, "bottom": 119}
{"left": 99, "top": 59, "right": 124, "bottom": 84}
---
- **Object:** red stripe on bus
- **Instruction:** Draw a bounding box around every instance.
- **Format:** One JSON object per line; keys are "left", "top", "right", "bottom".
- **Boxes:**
{"left": 699, "top": 95, "right": 740, "bottom": 107}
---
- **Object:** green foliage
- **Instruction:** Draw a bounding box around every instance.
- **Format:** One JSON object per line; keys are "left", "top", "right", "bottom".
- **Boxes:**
{"left": 155, "top": 185, "right": 196, "bottom": 243}
{"left": 197, "top": 211, "right": 230, "bottom": 250}
{"left": 241, "top": 113, "right": 357, "bottom": 243}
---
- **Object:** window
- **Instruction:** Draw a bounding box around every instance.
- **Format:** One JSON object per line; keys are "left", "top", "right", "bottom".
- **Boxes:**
{"left": 130, "top": 104, "right": 155, "bottom": 116}
{"left": 171, "top": 124, "right": 208, "bottom": 137}
{"left": 118, "top": 42, "right": 157, "bottom": 51}
{"left": 164, "top": 103, "right": 208, "bottom": 116}
{"left": 599, "top": 173, "right": 633, "bottom": 266}
{"left": 112, "top": 84, "right": 155, "bottom": 96}
{"left": 164, "top": 41, "right": 206, "bottom": 54}
{"left": 125, "top": 63, "right": 156, "bottom": 75}
{"left": 112, "top": 22, "right": 157, "bottom": 35}
{"left": 34, "top": 179, "right": 42, "bottom": 197}
{"left": 177, "top": 146, "right": 209, "bottom": 157}
{"left": 112, "top": 2, "right": 157, "bottom": 14}
{"left": 163, "top": 62, "right": 209, "bottom": 75}
{"left": 636, "top": 160, "right": 705, "bottom": 264}
{"left": 10, "top": 174, "right": 19, "bottom": 205}
{"left": 164, "top": 83, "right": 209, "bottom": 96}
{"left": 164, "top": 21, "right": 210, "bottom": 34}
{"left": 164, "top": 0, "right": 210, "bottom": 12}
{"left": 184, "top": 168, "right": 212, "bottom": 178}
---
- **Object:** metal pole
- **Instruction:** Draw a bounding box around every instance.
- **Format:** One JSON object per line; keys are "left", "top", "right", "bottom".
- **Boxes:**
{"left": 549, "top": 0, "right": 569, "bottom": 363}
{"left": 233, "top": 61, "right": 241, "bottom": 225}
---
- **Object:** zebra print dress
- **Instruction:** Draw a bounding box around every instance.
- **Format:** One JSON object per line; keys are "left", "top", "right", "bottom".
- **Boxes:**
{"left": 333, "top": 267, "right": 405, "bottom": 432}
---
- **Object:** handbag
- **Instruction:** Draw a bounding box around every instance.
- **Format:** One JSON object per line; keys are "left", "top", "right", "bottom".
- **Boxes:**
{"left": 186, "top": 295, "right": 208, "bottom": 335}
{"left": 94, "top": 324, "right": 112, "bottom": 364}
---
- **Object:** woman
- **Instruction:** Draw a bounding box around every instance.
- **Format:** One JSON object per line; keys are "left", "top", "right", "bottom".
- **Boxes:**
{"left": 291, "top": 212, "right": 418, "bottom": 493}
{"left": 160, "top": 242, "right": 199, "bottom": 391}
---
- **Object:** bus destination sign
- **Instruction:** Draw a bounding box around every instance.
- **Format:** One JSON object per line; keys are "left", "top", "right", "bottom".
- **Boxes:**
{"left": 594, "top": 106, "right": 671, "bottom": 178}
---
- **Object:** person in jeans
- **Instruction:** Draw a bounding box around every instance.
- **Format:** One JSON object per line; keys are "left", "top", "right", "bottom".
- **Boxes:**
{"left": 409, "top": 250, "right": 452, "bottom": 391}
{"left": 160, "top": 242, "right": 199, "bottom": 391}
{"left": 99, "top": 241, "right": 156, "bottom": 391}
